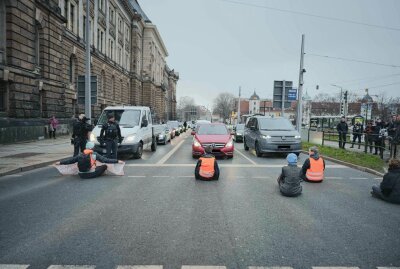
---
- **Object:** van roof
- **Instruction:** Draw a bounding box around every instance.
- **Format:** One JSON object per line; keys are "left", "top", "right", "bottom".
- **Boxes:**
{"left": 104, "top": 106, "right": 149, "bottom": 110}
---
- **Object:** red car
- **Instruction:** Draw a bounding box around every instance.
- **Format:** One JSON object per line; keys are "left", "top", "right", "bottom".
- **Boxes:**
{"left": 192, "top": 123, "right": 234, "bottom": 158}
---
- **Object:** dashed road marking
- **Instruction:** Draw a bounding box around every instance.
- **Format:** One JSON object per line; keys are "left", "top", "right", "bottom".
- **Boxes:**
{"left": 248, "top": 267, "right": 293, "bottom": 269}
{"left": 235, "top": 148, "right": 258, "bottom": 165}
{"left": 252, "top": 176, "right": 271, "bottom": 179}
{"left": 377, "top": 267, "right": 400, "bottom": 269}
{"left": 325, "top": 177, "right": 343, "bottom": 179}
{"left": 349, "top": 177, "right": 368, "bottom": 180}
{"left": 182, "top": 267, "right": 227, "bottom": 269}
{"left": 47, "top": 266, "right": 96, "bottom": 269}
{"left": 126, "top": 163, "right": 346, "bottom": 168}
{"left": 117, "top": 266, "right": 163, "bottom": 269}
{"left": 128, "top": 176, "right": 146, "bottom": 178}
{"left": 157, "top": 139, "right": 186, "bottom": 164}
{"left": 0, "top": 265, "right": 29, "bottom": 269}
{"left": 374, "top": 177, "right": 382, "bottom": 180}
{"left": 312, "top": 267, "right": 360, "bottom": 269}
{"left": 152, "top": 176, "right": 170, "bottom": 178}
{"left": 178, "top": 176, "right": 193, "bottom": 178}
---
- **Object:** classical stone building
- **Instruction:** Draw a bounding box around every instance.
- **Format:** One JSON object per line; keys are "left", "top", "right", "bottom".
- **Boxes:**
{"left": 0, "top": 0, "right": 178, "bottom": 142}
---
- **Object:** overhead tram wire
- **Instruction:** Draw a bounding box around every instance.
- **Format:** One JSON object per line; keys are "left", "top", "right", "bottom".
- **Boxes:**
{"left": 367, "top": 81, "right": 400, "bottom": 89}
{"left": 306, "top": 53, "right": 400, "bottom": 68}
{"left": 220, "top": 0, "right": 400, "bottom": 32}
{"left": 330, "top": 73, "right": 400, "bottom": 86}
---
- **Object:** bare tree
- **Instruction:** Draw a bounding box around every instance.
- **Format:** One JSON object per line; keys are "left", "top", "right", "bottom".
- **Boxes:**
{"left": 213, "top": 92, "right": 236, "bottom": 123}
{"left": 177, "top": 96, "right": 196, "bottom": 121}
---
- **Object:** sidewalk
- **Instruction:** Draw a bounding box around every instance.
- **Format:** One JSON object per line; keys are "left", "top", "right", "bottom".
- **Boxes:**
{"left": 0, "top": 136, "right": 72, "bottom": 177}
{"left": 323, "top": 140, "right": 391, "bottom": 159}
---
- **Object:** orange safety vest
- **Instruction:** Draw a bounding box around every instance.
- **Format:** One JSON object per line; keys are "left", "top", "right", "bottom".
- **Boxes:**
{"left": 199, "top": 157, "right": 215, "bottom": 178}
{"left": 83, "top": 149, "right": 96, "bottom": 169}
{"left": 306, "top": 157, "right": 324, "bottom": 181}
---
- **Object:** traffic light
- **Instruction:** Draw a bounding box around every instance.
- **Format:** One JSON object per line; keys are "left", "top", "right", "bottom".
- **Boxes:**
{"left": 344, "top": 91, "right": 348, "bottom": 102}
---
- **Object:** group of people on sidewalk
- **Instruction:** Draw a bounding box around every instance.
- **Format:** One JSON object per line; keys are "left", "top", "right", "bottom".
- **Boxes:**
{"left": 336, "top": 115, "right": 400, "bottom": 158}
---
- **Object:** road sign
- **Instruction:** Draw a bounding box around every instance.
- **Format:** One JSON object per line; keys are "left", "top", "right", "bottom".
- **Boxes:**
{"left": 273, "top": 80, "right": 293, "bottom": 109}
{"left": 77, "top": 75, "right": 98, "bottom": 105}
{"left": 287, "top": 88, "right": 297, "bottom": 101}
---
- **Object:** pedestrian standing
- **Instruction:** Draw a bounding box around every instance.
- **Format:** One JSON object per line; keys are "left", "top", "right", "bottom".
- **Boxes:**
{"left": 100, "top": 113, "right": 122, "bottom": 159}
{"left": 388, "top": 115, "right": 398, "bottom": 157}
{"left": 336, "top": 116, "right": 349, "bottom": 149}
{"left": 364, "top": 121, "right": 374, "bottom": 153}
{"left": 373, "top": 119, "right": 384, "bottom": 156}
{"left": 277, "top": 153, "right": 302, "bottom": 197}
{"left": 350, "top": 122, "right": 363, "bottom": 149}
{"left": 391, "top": 115, "right": 400, "bottom": 159}
{"left": 72, "top": 114, "right": 92, "bottom": 156}
{"left": 183, "top": 121, "right": 187, "bottom": 131}
{"left": 48, "top": 115, "right": 59, "bottom": 139}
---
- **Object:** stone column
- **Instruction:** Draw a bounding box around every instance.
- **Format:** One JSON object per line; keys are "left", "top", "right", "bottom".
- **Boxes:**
{"left": 94, "top": 0, "right": 98, "bottom": 50}
{"left": 79, "top": 0, "right": 83, "bottom": 38}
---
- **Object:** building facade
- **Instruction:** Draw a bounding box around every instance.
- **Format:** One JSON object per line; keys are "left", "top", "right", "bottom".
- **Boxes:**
{"left": 0, "top": 0, "right": 178, "bottom": 142}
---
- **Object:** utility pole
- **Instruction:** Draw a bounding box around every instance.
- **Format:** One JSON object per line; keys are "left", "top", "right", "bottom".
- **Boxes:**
{"left": 282, "top": 80, "right": 285, "bottom": 117}
{"left": 237, "top": 86, "right": 241, "bottom": 123}
{"left": 296, "top": 34, "right": 305, "bottom": 132}
{"left": 85, "top": 0, "right": 91, "bottom": 123}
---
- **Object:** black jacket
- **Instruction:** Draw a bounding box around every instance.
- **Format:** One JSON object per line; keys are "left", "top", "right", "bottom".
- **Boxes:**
{"left": 100, "top": 121, "right": 122, "bottom": 141}
{"left": 60, "top": 153, "right": 118, "bottom": 166}
{"left": 72, "top": 121, "right": 93, "bottom": 139}
{"left": 195, "top": 154, "right": 220, "bottom": 180}
{"left": 380, "top": 168, "right": 400, "bottom": 204}
{"left": 300, "top": 155, "right": 326, "bottom": 178}
{"left": 278, "top": 165, "right": 302, "bottom": 196}
{"left": 352, "top": 124, "right": 364, "bottom": 135}
{"left": 337, "top": 122, "right": 349, "bottom": 134}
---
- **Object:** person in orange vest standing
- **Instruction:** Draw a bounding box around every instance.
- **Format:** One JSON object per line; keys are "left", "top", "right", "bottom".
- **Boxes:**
{"left": 55, "top": 142, "right": 123, "bottom": 179}
{"left": 195, "top": 146, "right": 220, "bottom": 180}
{"left": 300, "top": 146, "right": 325, "bottom": 183}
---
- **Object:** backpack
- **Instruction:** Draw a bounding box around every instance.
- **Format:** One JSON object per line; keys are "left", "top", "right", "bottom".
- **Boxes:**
{"left": 105, "top": 123, "right": 118, "bottom": 139}
{"left": 77, "top": 153, "right": 92, "bottom": 172}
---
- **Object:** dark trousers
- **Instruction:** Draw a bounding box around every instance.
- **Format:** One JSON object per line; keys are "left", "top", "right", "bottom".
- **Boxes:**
{"left": 374, "top": 139, "right": 383, "bottom": 155}
{"left": 366, "top": 136, "right": 374, "bottom": 153}
{"left": 49, "top": 130, "right": 56, "bottom": 139}
{"left": 105, "top": 139, "right": 117, "bottom": 159}
{"left": 351, "top": 134, "right": 362, "bottom": 148}
{"left": 338, "top": 132, "right": 347, "bottom": 148}
{"left": 78, "top": 165, "right": 107, "bottom": 179}
{"left": 390, "top": 143, "right": 398, "bottom": 158}
{"left": 73, "top": 137, "right": 87, "bottom": 157}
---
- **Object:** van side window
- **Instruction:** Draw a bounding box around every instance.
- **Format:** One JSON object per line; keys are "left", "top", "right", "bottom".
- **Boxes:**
{"left": 147, "top": 110, "right": 152, "bottom": 125}
{"left": 246, "top": 118, "right": 253, "bottom": 128}
{"left": 141, "top": 110, "right": 147, "bottom": 126}
{"left": 254, "top": 119, "right": 258, "bottom": 130}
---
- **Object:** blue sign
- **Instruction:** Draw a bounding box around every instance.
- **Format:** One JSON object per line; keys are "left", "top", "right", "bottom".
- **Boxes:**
{"left": 287, "top": 88, "right": 297, "bottom": 101}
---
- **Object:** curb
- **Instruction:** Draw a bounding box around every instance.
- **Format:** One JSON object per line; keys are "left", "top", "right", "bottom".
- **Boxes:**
{"left": 0, "top": 155, "right": 71, "bottom": 177}
{"left": 301, "top": 151, "right": 384, "bottom": 177}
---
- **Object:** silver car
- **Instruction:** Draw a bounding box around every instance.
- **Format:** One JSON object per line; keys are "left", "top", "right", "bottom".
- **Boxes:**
{"left": 243, "top": 116, "right": 302, "bottom": 157}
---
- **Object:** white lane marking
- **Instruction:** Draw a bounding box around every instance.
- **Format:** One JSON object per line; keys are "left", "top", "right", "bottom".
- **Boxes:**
{"left": 182, "top": 267, "right": 226, "bottom": 269}
{"left": 325, "top": 177, "right": 343, "bottom": 179}
{"left": 0, "top": 265, "right": 30, "bottom": 269}
{"left": 377, "top": 267, "right": 400, "bottom": 269}
{"left": 126, "top": 163, "right": 345, "bottom": 168}
{"left": 349, "top": 177, "right": 368, "bottom": 180}
{"left": 234, "top": 148, "right": 257, "bottom": 165}
{"left": 117, "top": 265, "right": 163, "bottom": 269}
{"left": 128, "top": 176, "right": 146, "bottom": 178}
{"left": 152, "top": 176, "right": 170, "bottom": 178}
{"left": 248, "top": 267, "right": 293, "bottom": 269}
{"left": 178, "top": 176, "right": 193, "bottom": 178}
{"left": 157, "top": 139, "right": 186, "bottom": 164}
{"left": 252, "top": 176, "right": 271, "bottom": 179}
{"left": 312, "top": 267, "right": 359, "bottom": 269}
{"left": 374, "top": 177, "right": 382, "bottom": 180}
{"left": 47, "top": 266, "right": 96, "bottom": 269}
{"left": 4, "top": 175, "right": 22, "bottom": 178}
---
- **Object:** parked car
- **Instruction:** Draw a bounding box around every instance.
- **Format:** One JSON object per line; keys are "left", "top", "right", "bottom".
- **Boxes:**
{"left": 167, "top": 121, "right": 181, "bottom": 136}
{"left": 90, "top": 106, "right": 157, "bottom": 159}
{"left": 156, "top": 124, "right": 172, "bottom": 145}
{"left": 192, "top": 123, "right": 234, "bottom": 158}
{"left": 243, "top": 116, "right": 301, "bottom": 157}
{"left": 233, "top": 123, "right": 245, "bottom": 142}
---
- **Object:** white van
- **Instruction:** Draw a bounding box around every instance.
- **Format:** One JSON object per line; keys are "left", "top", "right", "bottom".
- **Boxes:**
{"left": 89, "top": 106, "right": 157, "bottom": 159}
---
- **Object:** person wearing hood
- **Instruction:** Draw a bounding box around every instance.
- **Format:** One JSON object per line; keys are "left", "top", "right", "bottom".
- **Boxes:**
{"left": 371, "top": 159, "right": 400, "bottom": 204}
{"left": 300, "top": 146, "right": 326, "bottom": 182}
{"left": 55, "top": 142, "right": 123, "bottom": 179}
{"left": 277, "top": 153, "right": 302, "bottom": 197}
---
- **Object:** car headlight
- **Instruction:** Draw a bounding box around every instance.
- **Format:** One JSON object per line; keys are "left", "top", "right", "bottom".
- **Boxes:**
{"left": 193, "top": 138, "right": 201, "bottom": 147}
{"left": 225, "top": 138, "right": 234, "bottom": 148}
{"left": 89, "top": 133, "right": 97, "bottom": 142}
{"left": 159, "top": 134, "right": 165, "bottom": 139}
{"left": 262, "top": 135, "right": 272, "bottom": 139}
{"left": 124, "top": 135, "right": 135, "bottom": 142}
{"left": 295, "top": 135, "right": 301, "bottom": 139}
{"left": 236, "top": 133, "right": 242, "bottom": 136}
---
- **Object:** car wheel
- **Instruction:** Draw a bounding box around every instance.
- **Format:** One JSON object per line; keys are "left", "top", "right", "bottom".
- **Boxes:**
{"left": 133, "top": 142, "right": 143, "bottom": 159}
{"left": 255, "top": 141, "right": 262, "bottom": 157}
{"left": 244, "top": 138, "right": 249, "bottom": 151}
{"left": 151, "top": 137, "right": 157, "bottom": 152}
{"left": 295, "top": 152, "right": 300, "bottom": 156}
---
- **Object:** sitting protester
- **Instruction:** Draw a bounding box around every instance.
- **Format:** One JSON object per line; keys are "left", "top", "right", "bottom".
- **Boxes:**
{"left": 300, "top": 146, "right": 325, "bottom": 183}
{"left": 195, "top": 146, "right": 220, "bottom": 181}
{"left": 277, "top": 153, "right": 302, "bottom": 197}
{"left": 371, "top": 159, "right": 400, "bottom": 204}
{"left": 56, "top": 142, "right": 123, "bottom": 179}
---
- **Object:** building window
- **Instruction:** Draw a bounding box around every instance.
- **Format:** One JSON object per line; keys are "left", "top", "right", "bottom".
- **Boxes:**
{"left": 100, "top": 70, "right": 105, "bottom": 97}
{"left": 109, "top": 39, "right": 114, "bottom": 60}
{"left": 0, "top": 81, "right": 7, "bottom": 112}
{"left": 109, "top": 6, "right": 115, "bottom": 25}
{"left": 100, "top": 31, "right": 104, "bottom": 52}
{"left": 68, "top": 1, "right": 77, "bottom": 34}
{"left": 83, "top": 15, "right": 86, "bottom": 40}
{"left": 111, "top": 76, "right": 115, "bottom": 101}
{"left": 69, "top": 55, "right": 76, "bottom": 83}
{"left": 118, "top": 47, "right": 121, "bottom": 65}
{"left": 34, "top": 24, "right": 40, "bottom": 66}
{"left": 99, "top": 0, "right": 104, "bottom": 12}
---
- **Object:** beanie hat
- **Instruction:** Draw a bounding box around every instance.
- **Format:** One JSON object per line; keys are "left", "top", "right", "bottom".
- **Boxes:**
{"left": 86, "top": 141, "right": 95, "bottom": 149}
{"left": 286, "top": 153, "right": 298, "bottom": 165}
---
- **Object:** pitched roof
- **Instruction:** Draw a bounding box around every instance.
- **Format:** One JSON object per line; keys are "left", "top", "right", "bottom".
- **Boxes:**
{"left": 128, "top": 0, "right": 151, "bottom": 22}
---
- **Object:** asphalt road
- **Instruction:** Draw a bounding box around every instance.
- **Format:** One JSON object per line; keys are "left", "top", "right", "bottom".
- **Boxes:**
{"left": 0, "top": 131, "right": 399, "bottom": 269}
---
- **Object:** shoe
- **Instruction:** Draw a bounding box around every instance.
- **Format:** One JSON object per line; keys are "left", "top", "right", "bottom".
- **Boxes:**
{"left": 350, "top": 146, "right": 354, "bottom": 148}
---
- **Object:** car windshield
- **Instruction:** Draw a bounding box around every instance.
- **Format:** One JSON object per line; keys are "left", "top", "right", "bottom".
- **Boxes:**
{"left": 236, "top": 124, "right": 245, "bottom": 130}
{"left": 98, "top": 110, "right": 141, "bottom": 127}
{"left": 167, "top": 121, "right": 179, "bottom": 128}
{"left": 258, "top": 118, "right": 295, "bottom": 131}
{"left": 197, "top": 124, "right": 228, "bottom": 135}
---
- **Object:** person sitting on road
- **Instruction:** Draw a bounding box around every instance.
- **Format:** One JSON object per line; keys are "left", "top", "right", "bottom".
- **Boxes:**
{"left": 300, "top": 146, "right": 325, "bottom": 183}
{"left": 277, "top": 153, "right": 302, "bottom": 197}
{"left": 55, "top": 142, "right": 123, "bottom": 179}
{"left": 371, "top": 159, "right": 400, "bottom": 204}
{"left": 195, "top": 146, "right": 220, "bottom": 181}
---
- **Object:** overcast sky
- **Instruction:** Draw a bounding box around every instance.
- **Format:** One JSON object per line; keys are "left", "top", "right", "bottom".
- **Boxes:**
{"left": 139, "top": 0, "right": 400, "bottom": 106}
